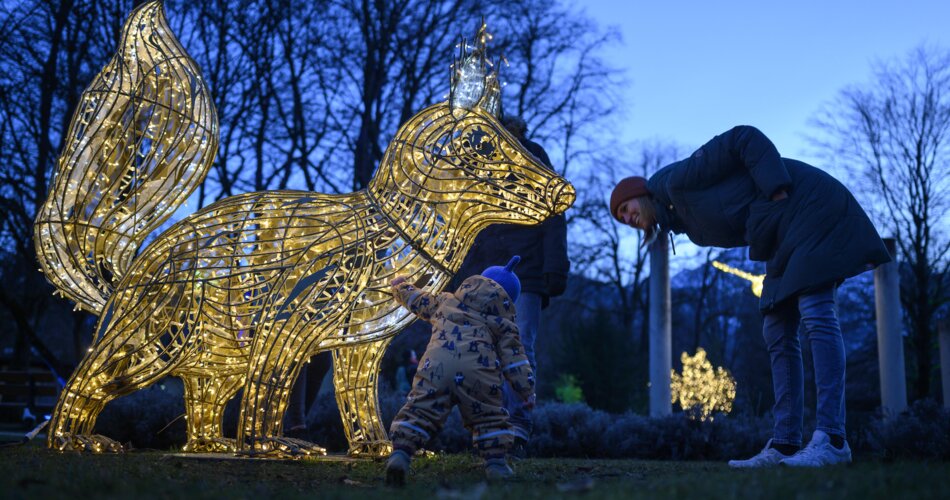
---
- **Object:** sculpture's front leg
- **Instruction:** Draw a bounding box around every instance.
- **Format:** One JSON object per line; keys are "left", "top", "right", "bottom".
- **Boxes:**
{"left": 332, "top": 337, "right": 395, "bottom": 458}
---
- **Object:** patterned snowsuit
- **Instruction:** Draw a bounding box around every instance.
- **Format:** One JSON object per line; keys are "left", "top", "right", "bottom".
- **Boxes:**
{"left": 389, "top": 275, "right": 535, "bottom": 459}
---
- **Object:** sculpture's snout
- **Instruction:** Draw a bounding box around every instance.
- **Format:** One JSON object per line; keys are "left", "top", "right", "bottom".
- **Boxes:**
{"left": 546, "top": 178, "right": 576, "bottom": 216}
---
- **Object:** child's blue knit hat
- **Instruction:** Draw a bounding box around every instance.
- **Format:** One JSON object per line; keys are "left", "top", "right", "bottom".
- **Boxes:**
{"left": 481, "top": 256, "right": 521, "bottom": 302}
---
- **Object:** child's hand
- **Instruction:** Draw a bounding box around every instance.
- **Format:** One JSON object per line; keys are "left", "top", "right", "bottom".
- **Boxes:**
{"left": 391, "top": 276, "right": 408, "bottom": 287}
{"left": 522, "top": 393, "right": 537, "bottom": 410}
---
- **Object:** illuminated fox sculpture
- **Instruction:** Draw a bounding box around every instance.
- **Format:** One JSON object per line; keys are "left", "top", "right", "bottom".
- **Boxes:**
{"left": 34, "top": 1, "right": 574, "bottom": 457}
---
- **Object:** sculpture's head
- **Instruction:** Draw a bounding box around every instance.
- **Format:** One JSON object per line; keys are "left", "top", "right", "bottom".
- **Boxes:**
{"left": 370, "top": 24, "right": 575, "bottom": 230}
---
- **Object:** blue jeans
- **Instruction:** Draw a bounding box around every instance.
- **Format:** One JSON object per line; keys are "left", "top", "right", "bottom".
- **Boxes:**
{"left": 502, "top": 292, "right": 542, "bottom": 440}
{"left": 763, "top": 286, "right": 846, "bottom": 446}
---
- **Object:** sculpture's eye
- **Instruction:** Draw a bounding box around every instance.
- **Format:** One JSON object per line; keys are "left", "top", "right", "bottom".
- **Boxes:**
{"left": 464, "top": 128, "right": 496, "bottom": 158}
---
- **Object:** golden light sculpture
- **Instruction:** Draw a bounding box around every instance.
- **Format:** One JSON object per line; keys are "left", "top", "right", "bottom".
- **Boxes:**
{"left": 34, "top": 1, "right": 216, "bottom": 315}
{"left": 34, "top": 4, "right": 575, "bottom": 459}
{"left": 712, "top": 260, "right": 764, "bottom": 297}
{"left": 670, "top": 348, "right": 737, "bottom": 422}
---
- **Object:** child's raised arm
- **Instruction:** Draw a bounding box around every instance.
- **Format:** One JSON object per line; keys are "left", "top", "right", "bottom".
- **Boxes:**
{"left": 391, "top": 278, "right": 441, "bottom": 322}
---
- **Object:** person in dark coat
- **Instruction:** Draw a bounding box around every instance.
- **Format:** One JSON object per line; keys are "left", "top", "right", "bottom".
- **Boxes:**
{"left": 610, "top": 125, "right": 890, "bottom": 468}
{"left": 394, "top": 349, "right": 418, "bottom": 394}
{"left": 283, "top": 352, "right": 331, "bottom": 440}
{"left": 451, "top": 115, "right": 570, "bottom": 457}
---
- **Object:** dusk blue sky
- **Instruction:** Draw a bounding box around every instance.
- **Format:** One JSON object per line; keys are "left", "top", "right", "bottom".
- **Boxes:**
{"left": 581, "top": 0, "right": 950, "bottom": 270}
{"left": 583, "top": 0, "right": 950, "bottom": 165}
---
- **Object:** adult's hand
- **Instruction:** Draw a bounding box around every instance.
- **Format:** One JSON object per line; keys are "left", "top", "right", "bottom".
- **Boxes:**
{"left": 771, "top": 189, "right": 789, "bottom": 201}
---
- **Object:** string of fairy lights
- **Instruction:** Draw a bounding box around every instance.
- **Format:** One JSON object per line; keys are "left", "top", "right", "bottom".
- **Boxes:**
{"left": 665, "top": 260, "right": 765, "bottom": 421}
{"left": 34, "top": 0, "right": 217, "bottom": 315}
{"left": 35, "top": 1, "right": 574, "bottom": 457}
{"left": 712, "top": 260, "right": 764, "bottom": 297}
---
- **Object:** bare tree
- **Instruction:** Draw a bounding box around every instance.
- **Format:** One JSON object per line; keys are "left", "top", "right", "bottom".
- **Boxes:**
{"left": 690, "top": 248, "right": 721, "bottom": 352}
{"left": 314, "top": 0, "right": 621, "bottom": 189}
{"left": 164, "top": 0, "right": 345, "bottom": 199}
{"left": 0, "top": 0, "right": 625, "bottom": 372}
{"left": 171, "top": 0, "right": 255, "bottom": 200}
{"left": 319, "top": 0, "right": 487, "bottom": 190}
{"left": 568, "top": 141, "right": 681, "bottom": 338}
{"left": 494, "top": 0, "right": 620, "bottom": 178}
{"left": 811, "top": 45, "right": 950, "bottom": 399}
{"left": 0, "top": 0, "right": 125, "bottom": 369}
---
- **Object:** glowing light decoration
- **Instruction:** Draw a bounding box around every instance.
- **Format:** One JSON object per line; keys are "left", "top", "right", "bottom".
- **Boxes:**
{"left": 34, "top": 1, "right": 217, "bottom": 314}
{"left": 35, "top": 3, "right": 575, "bottom": 458}
{"left": 670, "top": 348, "right": 736, "bottom": 422}
{"left": 712, "top": 260, "right": 764, "bottom": 297}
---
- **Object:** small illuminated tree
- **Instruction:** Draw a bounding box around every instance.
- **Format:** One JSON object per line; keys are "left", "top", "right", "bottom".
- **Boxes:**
{"left": 670, "top": 348, "right": 736, "bottom": 421}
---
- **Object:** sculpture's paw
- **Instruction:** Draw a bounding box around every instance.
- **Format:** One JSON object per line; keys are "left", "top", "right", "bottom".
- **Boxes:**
{"left": 51, "top": 433, "right": 123, "bottom": 453}
{"left": 347, "top": 440, "right": 392, "bottom": 459}
{"left": 239, "top": 437, "right": 327, "bottom": 458}
{"left": 182, "top": 437, "right": 237, "bottom": 453}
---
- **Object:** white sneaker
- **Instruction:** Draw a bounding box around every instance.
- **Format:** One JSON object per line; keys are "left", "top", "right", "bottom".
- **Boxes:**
{"left": 728, "top": 439, "right": 789, "bottom": 468}
{"left": 781, "top": 430, "right": 852, "bottom": 467}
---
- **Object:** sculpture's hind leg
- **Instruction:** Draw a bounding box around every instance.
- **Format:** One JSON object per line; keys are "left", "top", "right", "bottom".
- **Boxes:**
{"left": 180, "top": 373, "right": 244, "bottom": 452}
{"left": 49, "top": 286, "right": 195, "bottom": 453}
{"left": 48, "top": 386, "right": 121, "bottom": 453}
{"left": 48, "top": 343, "right": 174, "bottom": 453}
{"left": 333, "top": 336, "right": 395, "bottom": 458}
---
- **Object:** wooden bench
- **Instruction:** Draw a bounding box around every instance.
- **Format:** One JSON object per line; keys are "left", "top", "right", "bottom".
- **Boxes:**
{"left": 0, "top": 369, "right": 60, "bottom": 422}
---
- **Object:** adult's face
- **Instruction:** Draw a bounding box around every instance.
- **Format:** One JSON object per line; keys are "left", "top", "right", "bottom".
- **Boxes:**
{"left": 616, "top": 198, "right": 648, "bottom": 231}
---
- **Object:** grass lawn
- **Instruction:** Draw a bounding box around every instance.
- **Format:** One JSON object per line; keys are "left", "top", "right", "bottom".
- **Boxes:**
{"left": 1, "top": 440, "right": 948, "bottom": 499}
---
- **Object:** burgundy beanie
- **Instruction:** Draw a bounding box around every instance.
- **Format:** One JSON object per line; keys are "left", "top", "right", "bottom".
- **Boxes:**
{"left": 609, "top": 176, "right": 650, "bottom": 221}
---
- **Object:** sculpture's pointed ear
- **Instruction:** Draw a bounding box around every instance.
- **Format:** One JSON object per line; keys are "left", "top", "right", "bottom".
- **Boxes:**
{"left": 477, "top": 60, "right": 503, "bottom": 117}
{"left": 449, "top": 22, "right": 502, "bottom": 115}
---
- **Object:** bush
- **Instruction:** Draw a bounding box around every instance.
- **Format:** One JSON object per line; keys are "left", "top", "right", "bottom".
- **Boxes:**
{"left": 529, "top": 401, "right": 770, "bottom": 460}
{"left": 853, "top": 399, "right": 950, "bottom": 460}
{"left": 549, "top": 311, "right": 644, "bottom": 413}
{"left": 554, "top": 374, "right": 584, "bottom": 404}
{"left": 307, "top": 380, "right": 474, "bottom": 454}
{"left": 74, "top": 379, "right": 781, "bottom": 460}
{"left": 94, "top": 378, "right": 186, "bottom": 450}
{"left": 90, "top": 376, "right": 950, "bottom": 462}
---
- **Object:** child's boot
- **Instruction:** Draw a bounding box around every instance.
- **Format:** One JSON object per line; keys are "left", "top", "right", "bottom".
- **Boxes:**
{"left": 484, "top": 457, "right": 514, "bottom": 480}
{"left": 386, "top": 449, "right": 411, "bottom": 486}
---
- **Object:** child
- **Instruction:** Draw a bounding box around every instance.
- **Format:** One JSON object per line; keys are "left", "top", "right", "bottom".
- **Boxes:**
{"left": 385, "top": 256, "right": 536, "bottom": 485}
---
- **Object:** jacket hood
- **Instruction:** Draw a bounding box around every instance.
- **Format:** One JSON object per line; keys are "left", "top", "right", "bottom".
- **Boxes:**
{"left": 454, "top": 275, "right": 515, "bottom": 319}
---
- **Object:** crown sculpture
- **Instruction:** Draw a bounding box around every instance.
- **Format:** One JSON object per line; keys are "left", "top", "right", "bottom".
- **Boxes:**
{"left": 34, "top": 1, "right": 574, "bottom": 457}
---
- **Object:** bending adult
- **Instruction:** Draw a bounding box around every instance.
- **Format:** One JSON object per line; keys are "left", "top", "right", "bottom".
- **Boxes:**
{"left": 611, "top": 125, "right": 890, "bottom": 468}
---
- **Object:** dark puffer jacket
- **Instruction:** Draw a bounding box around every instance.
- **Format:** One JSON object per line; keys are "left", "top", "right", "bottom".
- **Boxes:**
{"left": 646, "top": 125, "right": 891, "bottom": 312}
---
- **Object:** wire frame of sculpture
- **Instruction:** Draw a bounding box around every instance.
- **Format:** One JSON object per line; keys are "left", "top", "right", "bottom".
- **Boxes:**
{"left": 36, "top": 4, "right": 575, "bottom": 458}
{"left": 34, "top": 0, "right": 217, "bottom": 315}
{"left": 670, "top": 348, "right": 737, "bottom": 422}
{"left": 712, "top": 260, "right": 764, "bottom": 297}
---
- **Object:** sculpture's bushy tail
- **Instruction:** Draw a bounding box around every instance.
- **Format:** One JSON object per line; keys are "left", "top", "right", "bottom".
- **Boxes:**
{"left": 33, "top": 1, "right": 217, "bottom": 314}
